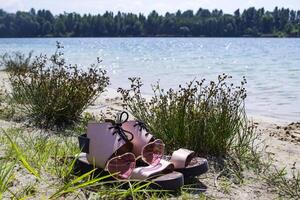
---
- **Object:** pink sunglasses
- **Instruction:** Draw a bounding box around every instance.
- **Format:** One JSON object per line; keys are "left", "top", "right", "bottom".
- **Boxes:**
{"left": 105, "top": 139, "right": 165, "bottom": 179}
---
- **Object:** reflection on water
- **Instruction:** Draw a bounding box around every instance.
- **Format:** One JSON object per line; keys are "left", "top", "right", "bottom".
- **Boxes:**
{"left": 0, "top": 38, "right": 299, "bottom": 121}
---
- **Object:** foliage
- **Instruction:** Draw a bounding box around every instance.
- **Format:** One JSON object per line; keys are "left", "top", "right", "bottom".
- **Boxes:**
{"left": 0, "top": 161, "right": 15, "bottom": 199}
{"left": 3, "top": 130, "right": 40, "bottom": 178}
{"left": 118, "top": 74, "right": 250, "bottom": 156}
{"left": 0, "top": 7, "right": 299, "bottom": 37}
{"left": 8, "top": 43, "right": 109, "bottom": 128}
{"left": 0, "top": 51, "right": 33, "bottom": 73}
{"left": 264, "top": 165, "right": 300, "bottom": 199}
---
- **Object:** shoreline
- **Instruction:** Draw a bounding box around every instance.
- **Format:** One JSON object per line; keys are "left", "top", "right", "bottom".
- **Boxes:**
{"left": 1, "top": 70, "right": 300, "bottom": 199}
{"left": 105, "top": 86, "right": 299, "bottom": 124}
{"left": 1, "top": 70, "right": 298, "bottom": 124}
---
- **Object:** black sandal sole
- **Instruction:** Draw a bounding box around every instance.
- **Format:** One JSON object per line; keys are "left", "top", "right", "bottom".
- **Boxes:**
{"left": 162, "top": 156, "right": 209, "bottom": 179}
{"left": 74, "top": 153, "right": 184, "bottom": 191}
{"left": 176, "top": 157, "right": 208, "bottom": 178}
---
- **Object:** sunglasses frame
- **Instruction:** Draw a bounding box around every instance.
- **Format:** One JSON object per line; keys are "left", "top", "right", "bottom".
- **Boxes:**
{"left": 140, "top": 139, "right": 165, "bottom": 166}
{"left": 105, "top": 139, "right": 165, "bottom": 179}
{"left": 105, "top": 152, "right": 136, "bottom": 179}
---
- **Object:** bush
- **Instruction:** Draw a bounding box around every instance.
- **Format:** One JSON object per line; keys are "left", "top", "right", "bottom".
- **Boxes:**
{"left": 118, "top": 74, "right": 249, "bottom": 156}
{"left": 8, "top": 43, "right": 109, "bottom": 128}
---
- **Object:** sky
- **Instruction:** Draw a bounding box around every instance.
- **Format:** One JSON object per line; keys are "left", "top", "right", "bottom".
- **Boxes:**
{"left": 1, "top": 0, "right": 300, "bottom": 15}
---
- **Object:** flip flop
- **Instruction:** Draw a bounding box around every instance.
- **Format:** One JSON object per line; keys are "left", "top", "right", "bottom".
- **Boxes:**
{"left": 121, "top": 120, "right": 209, "bottom": 178}
{"left": 76, "top": 115, "right": 184, "bottom": 190}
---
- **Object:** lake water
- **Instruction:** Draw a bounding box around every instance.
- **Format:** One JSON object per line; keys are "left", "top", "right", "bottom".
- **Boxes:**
{"left": 0, "top": 38, "right": 299, "bottom": 121}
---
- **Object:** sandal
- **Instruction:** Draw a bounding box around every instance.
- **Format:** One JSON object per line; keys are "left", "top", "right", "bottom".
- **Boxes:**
{"left": 76, "top": 112, "right": 184, "bottom": 190}
{"left": 121, "top": 117, "right": 208, "bottom": 178}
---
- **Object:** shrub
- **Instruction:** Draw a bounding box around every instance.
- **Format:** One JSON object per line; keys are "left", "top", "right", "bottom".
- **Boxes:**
{"left": 118, "top": 74, "right": 249, "bottom": 156}
{"left": 8, "top": 43, "right": 109, "bottom": 128}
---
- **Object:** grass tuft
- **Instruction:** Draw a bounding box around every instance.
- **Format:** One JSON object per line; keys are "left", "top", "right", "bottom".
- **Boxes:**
{"left": 2, "top": 129, "right": 40, "bottom": 179}
{"left": 264, "top": 165, "right": 300, "bottom": 199}
{"left": 5, "top": 42, "right": 109, "bottom": 129}
{"left": 118, "top": 74, "right": 250, "bottom": 156}
{"left": 0, "top": 161, "right": 15, "bottom": 199}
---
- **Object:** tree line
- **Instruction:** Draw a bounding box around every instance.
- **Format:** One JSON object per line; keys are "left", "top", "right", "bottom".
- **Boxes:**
{"left": 0, "top": 7, "right": 300, "bottom": 37}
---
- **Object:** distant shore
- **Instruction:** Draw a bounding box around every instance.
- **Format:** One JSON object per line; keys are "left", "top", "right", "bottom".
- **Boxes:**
{"left": 1, "top": 7, "right": 299, "bottom": 38}
{"left": 1, "top": 35, "right": 300, "bottom": 38}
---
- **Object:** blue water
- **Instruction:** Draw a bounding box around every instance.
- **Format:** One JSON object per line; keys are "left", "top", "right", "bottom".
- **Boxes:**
{"left": 0, "top": 38, "right": 299, "bottom": 121}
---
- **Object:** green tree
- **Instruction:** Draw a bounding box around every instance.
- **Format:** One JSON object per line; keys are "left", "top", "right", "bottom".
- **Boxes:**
{"left": 0, "top": 7, "right": 299, "bottom": 37}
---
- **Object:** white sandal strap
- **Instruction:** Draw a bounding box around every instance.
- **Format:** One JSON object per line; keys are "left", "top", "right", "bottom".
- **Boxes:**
{"left": 169, "top": 148, "right": 195, "bottom": 169}
{"left": 130, "top": 159, "right": 174, "bottom": 180}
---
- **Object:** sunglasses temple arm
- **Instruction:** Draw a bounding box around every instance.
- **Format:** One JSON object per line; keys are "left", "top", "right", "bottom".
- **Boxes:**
{"left": 136, "top": 155, "right": 142, "bottom": 160}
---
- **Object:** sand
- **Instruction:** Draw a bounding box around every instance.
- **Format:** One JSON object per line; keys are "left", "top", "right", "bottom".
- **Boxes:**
{"left": 0, "top": 71, "right": 299, "bottom": 199}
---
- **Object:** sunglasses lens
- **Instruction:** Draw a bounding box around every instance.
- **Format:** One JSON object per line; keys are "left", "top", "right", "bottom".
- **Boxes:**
{"left": 142, "top": 139, "right": 164, "bottom": 166}
{"left": 106, "top": 153, "right": 135, "bottom": 179}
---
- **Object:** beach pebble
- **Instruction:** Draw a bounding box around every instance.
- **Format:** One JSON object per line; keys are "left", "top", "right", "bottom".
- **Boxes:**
{"left": 285, "top": 131, "right": 290, "bottom": 135}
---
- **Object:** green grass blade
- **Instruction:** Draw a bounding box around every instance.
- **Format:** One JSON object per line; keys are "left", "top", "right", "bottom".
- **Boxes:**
{"left": 0, "top": 162, "right": 15, "bottom": 199}
{"left": 3, "top": 130, "right": 40, "bottom": 179}
{"left": 50, "top": 169, "right": 113, "bottom": 199}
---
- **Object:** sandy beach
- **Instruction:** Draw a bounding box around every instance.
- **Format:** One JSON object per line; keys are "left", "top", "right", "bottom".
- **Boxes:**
{"left": 92, "top": 89, "right": 300, "bottom": 199}
{"left": 0, "top": 70, "right": 299, "bottom": 199}
{"left": 1, "top": 1, "right": 300, "bottom": 197}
